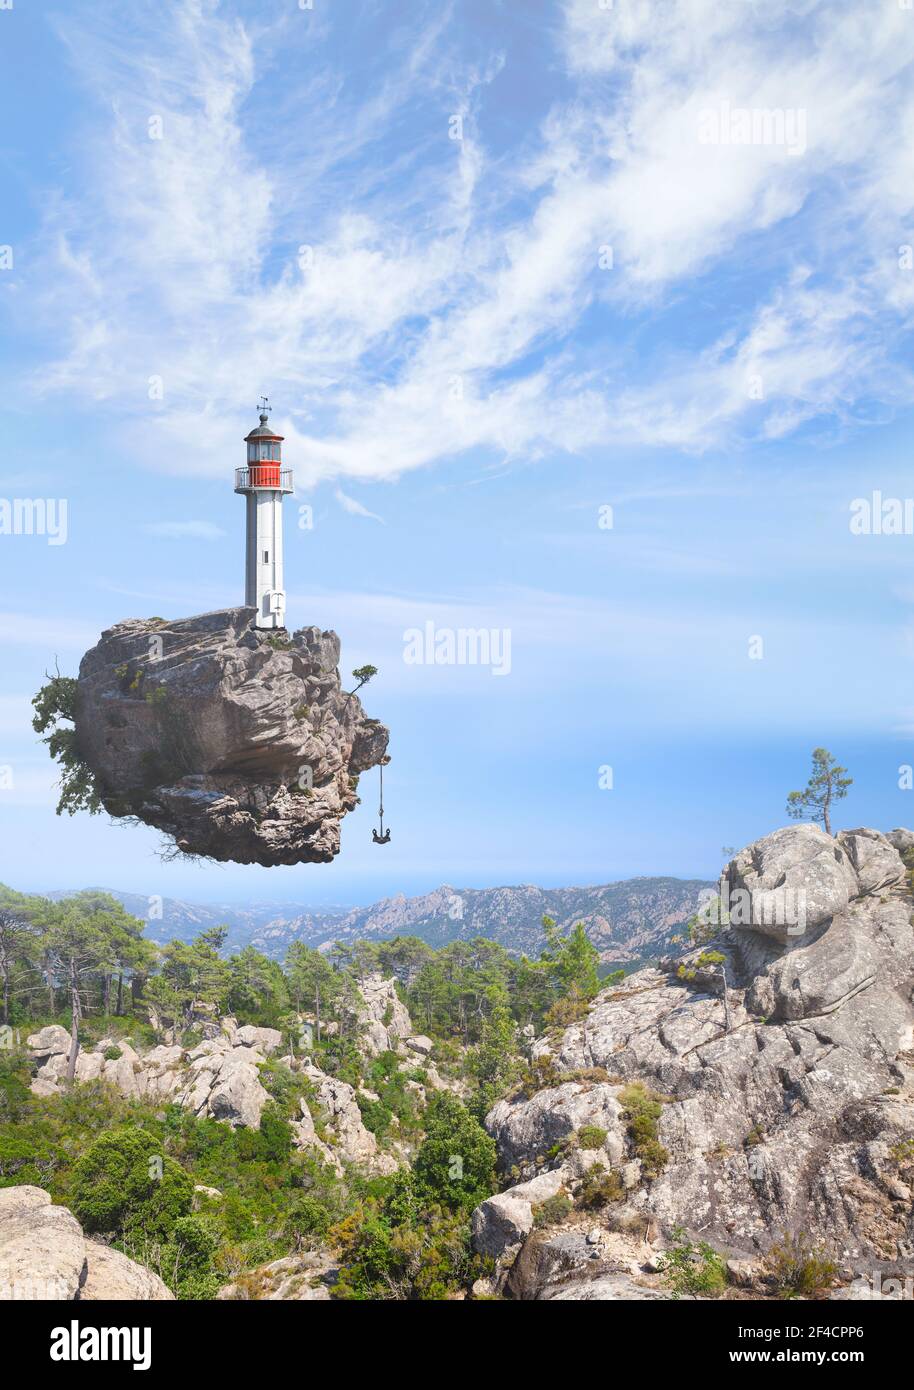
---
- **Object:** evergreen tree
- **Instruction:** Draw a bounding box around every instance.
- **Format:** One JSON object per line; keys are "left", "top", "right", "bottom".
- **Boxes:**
{"left": 540, "top": 916, "right": 600, "bottom": 1002}
{"left": 144, "top": 928, "right": 229, "bottom": 1037}
{"left": 413, "top": 1093, "right": 497, "bottom": 1212}
{"left": 786, "top": 748, "right": 852, "bottom": 836}
{"left": 0, "top": 887, "right": 43, "bottom": 1025}
{"left": 284, "top": 942, "right": 340, "bottom": 1041}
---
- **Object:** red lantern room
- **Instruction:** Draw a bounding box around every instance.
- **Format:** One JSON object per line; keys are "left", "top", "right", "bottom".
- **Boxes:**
{"left": 242, "top": 411, "right": 284, "bottom": 489}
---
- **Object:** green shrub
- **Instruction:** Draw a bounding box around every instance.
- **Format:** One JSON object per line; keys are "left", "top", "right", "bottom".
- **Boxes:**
{"left": 577, "top": 1164, "right": 624, "bottom": 1209}
{"left": 357, "top": 1095, "right": 393, "bottom": 1138}
{"left": 413, "top": 1094, "right": 497, "bottom": 1213}
{"left": 766, "top": 1231, "right": 837, "bottom": 1298}
{"left": 236, "top": 1105, "right": 293, "bottom": 1164}
{"left": 658, "top": 1226, "right": 727, "bottom": 1297}
{"left": 103, "top": 1045, "right": 123, "bottom": 1062}
{"left": 282, "top": 1193, "right": 334, "bottom": 1246}
{"left": 532, "top": 1192, "right": 573, "bottom": 1227}
{"left": 619, "top": 1082, "right": 669, "bottom": 1178}
{"left": 619, "top": 1081, "right": 662, "bottom": 1123}
{"left": 514, "top": 1054, "right": 560, "bottom": 1097}
{"left": 576, "top": 1125, "right": 607, "bottom": 1150}
{"left": 71, "top": 1126, "right": 193, "bottom": 1239}
{"left": 161, "top": 1215, "right": 220, "bottom": 1299}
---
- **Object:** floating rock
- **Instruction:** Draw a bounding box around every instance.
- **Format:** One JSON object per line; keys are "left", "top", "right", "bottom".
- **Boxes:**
{"left": 73, "top": 607, "right": 389, "bottom": 866}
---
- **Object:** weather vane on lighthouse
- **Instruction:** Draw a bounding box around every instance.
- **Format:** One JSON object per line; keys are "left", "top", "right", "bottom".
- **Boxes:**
{"left": 234, "top": 395, "right": 294, "bottom": 630}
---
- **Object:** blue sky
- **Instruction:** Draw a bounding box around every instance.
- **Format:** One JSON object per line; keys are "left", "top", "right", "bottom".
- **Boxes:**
{"left": 3, "top": 0, "right": 914, "bottom": 909}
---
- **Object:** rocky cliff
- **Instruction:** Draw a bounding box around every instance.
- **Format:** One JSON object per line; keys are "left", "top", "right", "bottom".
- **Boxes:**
{"left": 28, "top": 976, "right": 442, "bottom": 1182}
{"left": 73, "top": 607, "right": 389, "bottom": 865}
{"left": 0, "top": 1186, "right": 173, "bottom": 1300}
{"left": 471, "top": 824, "right": 914, "bottom": 1299}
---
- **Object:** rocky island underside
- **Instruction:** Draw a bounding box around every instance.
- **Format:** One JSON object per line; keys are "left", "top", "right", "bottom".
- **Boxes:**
{"left": 73, "top": 607, "right": 389, "bottom": 866}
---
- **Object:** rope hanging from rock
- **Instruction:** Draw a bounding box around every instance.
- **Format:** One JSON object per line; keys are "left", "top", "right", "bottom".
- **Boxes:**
{"left": 372, "top": 762, "right": 390, "bottom": 844}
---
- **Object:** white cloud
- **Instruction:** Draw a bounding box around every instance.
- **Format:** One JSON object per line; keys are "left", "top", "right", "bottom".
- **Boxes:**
{"left": 334, "top": 489, "right": 386, "bottom": 524}
{"left": 15, "top": 0, "right": 914, "bottom": 479}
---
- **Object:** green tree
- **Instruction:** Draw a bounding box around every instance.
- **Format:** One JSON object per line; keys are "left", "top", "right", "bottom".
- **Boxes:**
{"left": 160, "top": 1215, "right": 220, "bottom": 1299}
{"left": 413, "top": 1093, "right": 497, "bottom": 1212}
{"left": 347, "top": 664, "right": 378, "bottom": 696}
{"left": 375, "top": 936, "right": 435, "bottom": 987}
{"left": 59, "top": 891, "right": 153, "bottom": 1016}
{"left": 540, "top": 916, "right": 601, "bottom": 1002}
{"left": 786, "top": 747, "right": 852, "bottom": 836}
{"left": 227, "top": 946, "right": 289, "bottom": 1025}
{"left": 31, "top": 672, "right": 102, "bottom": 816}
{"left": 284, "top": 942, "right": 340, "bottom": 1042}
{"left": 0, "top": 887, "right": 43, "bottom": 1025}
{"left": 466, "top": 996, "right": 520, "bottom": 1120}
{"left": 144, "top": 928, "right": 229, "bottom": 1037}
{"left": 71, "top": 1126, "right": 193, "bottom": 1238}
{"left": 41, "top": 900, "right": 119, "bottom": 1081}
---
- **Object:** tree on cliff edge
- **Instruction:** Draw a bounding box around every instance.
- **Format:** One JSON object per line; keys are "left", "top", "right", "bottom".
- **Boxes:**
{"left": 786, "top": 748, "right": 852, "bottom": 837}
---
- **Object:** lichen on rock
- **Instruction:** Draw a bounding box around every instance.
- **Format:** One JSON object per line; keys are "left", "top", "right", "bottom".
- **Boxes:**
{"left": 70, "top": 606, "right": 389, "bottom": 866}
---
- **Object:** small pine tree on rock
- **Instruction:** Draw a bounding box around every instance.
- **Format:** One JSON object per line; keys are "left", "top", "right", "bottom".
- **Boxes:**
{"left": 786, "top": 748, "right": 852, "bottom": 837}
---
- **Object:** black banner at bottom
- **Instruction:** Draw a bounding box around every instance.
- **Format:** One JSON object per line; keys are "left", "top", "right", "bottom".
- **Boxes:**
{"left": 1, "top": 1293, "right": 905, "bottom": 1378}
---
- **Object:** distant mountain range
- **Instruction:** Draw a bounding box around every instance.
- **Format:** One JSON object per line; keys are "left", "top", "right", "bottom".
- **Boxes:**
{"left": 46, "top": 876, "right": 712, "bottom": 970}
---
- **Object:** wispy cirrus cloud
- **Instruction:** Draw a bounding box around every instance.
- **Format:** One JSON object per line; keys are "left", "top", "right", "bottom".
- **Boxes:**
{"left": 334, "top": 489, "right": 386, "bottom": 524}
{"left": 11, "top": 0, "right": 914, "bottom": 484}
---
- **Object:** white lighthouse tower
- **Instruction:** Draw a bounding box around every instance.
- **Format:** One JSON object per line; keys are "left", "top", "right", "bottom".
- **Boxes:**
{"left": 234, "top": 398, "right": 293, "bottom": 630}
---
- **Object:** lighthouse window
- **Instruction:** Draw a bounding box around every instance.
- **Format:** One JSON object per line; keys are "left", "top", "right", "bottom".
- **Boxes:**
{"left": 263, "top": 550, "right": 270, "bottom": 563}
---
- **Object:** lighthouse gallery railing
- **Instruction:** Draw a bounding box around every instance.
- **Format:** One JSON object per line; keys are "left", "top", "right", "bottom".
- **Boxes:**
{"left": 234, "top": 467, "right": 294, "bottom": 493}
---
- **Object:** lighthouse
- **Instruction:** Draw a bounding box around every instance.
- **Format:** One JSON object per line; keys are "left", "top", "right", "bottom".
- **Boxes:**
{"left": 234, "top": 398, "right": 293, "bottom": 630}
